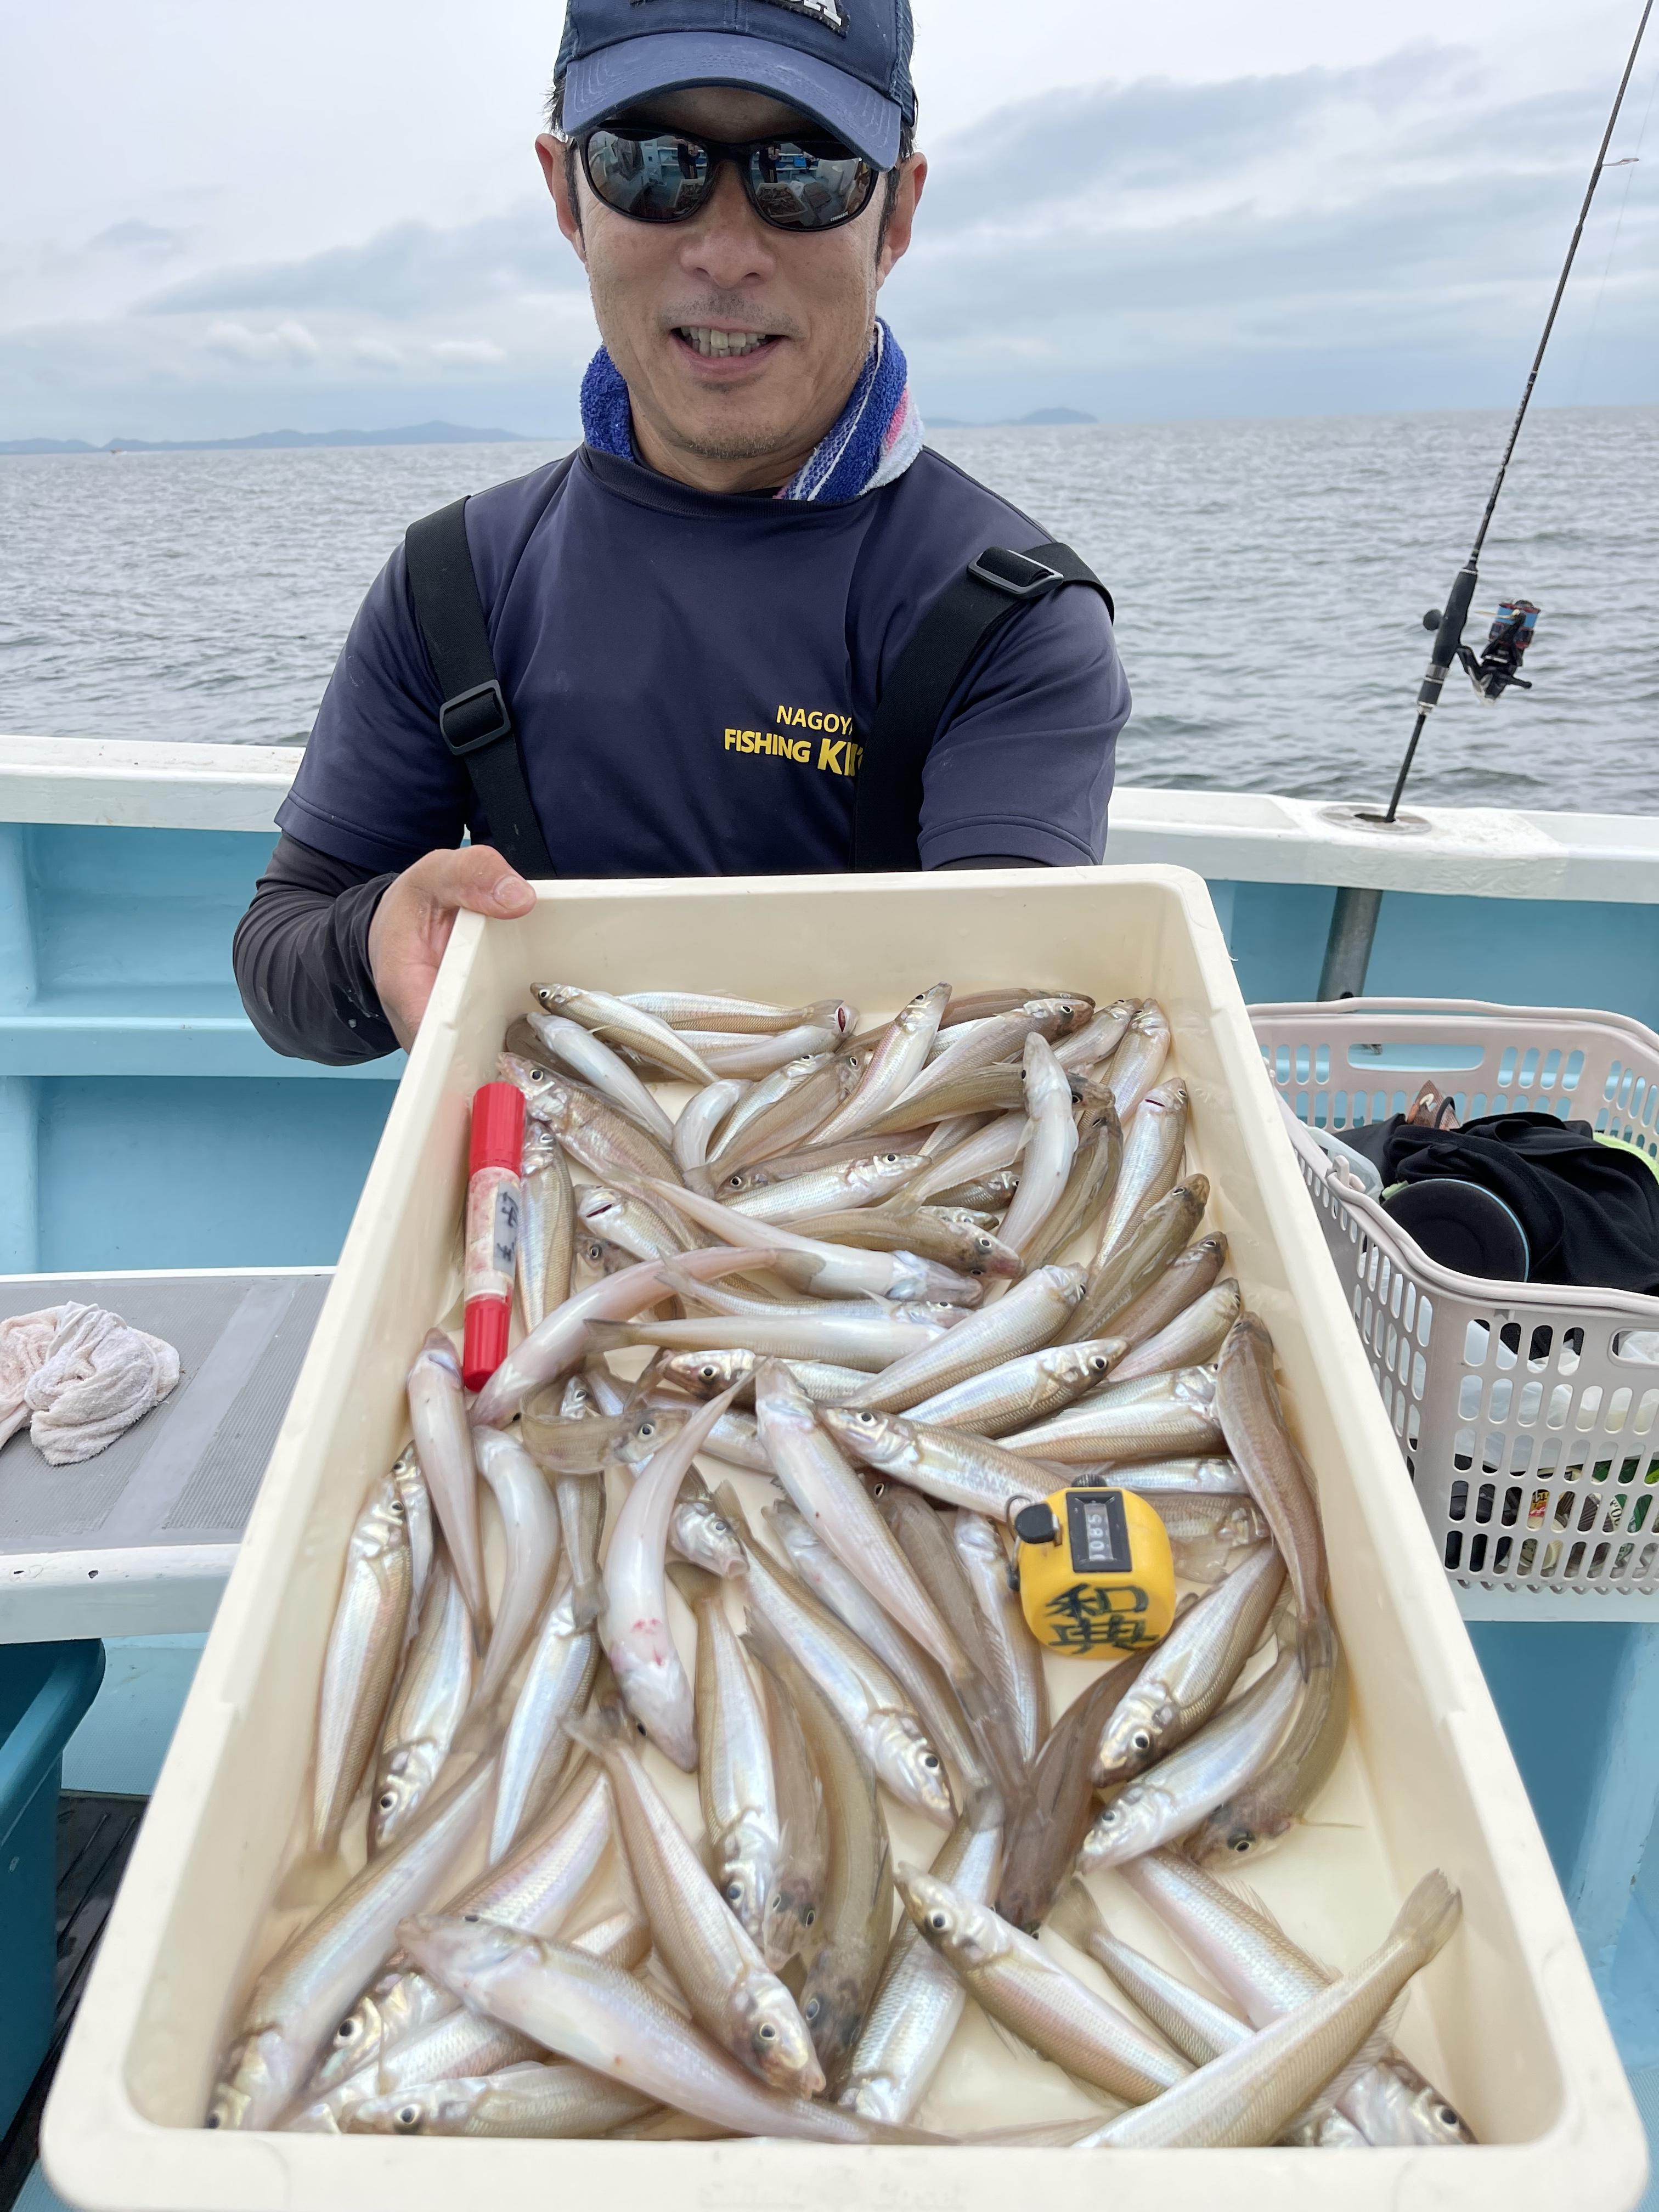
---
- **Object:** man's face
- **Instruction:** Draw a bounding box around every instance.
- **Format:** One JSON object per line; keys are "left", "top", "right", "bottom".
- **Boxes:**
{"left": 538, "top": 87, "right": 925, "bottom": 494}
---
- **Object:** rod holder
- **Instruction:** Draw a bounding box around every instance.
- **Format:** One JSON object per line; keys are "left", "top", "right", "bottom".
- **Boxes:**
{"left": 1318, "top": 885, "right": 1384, "bottom": 1001}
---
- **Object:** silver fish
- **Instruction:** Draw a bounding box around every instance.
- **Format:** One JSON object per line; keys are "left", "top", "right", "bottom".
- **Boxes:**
{"left": 311, "top": 1470, "right": 413, "bottom": 1857}
{"left": 905, "top": 1338, "right": 1125, "bottom": 1437}
{"left": 471, "top": 1244, "right": 768, "bottom": 1424}
{"left": 371, "top": 1558, "right": 474, "bottom": 1853}
{"left": 815, "top": 983, "right": 951, "bottom": 1143}
{"left": 655, "top": 1340, "right": 877, "bottom": 1404}
{"left": 1078, "top": 1874, "right": 1461, "bottom": 2149}
{"left": 845, "top": 1263, "right": 1088, "bottom": 1413}
{"left": 394, "top": 1916, "right": 930, "bottom": 2143}
{"left": 1092, "top": 1542, "right": 1286, "bottom": 1784}
{"left": 588, "top": 1308, "right": 942, "bottom": 1369}
{"left": 728, "top": 1150, "right": 928, "bottom": 1223}
{"left": 952, "top": 1511, "right": 1048, "bottom": 1769}
{"left": 1111, "top": 1233, "right": 1228, "bottom": 1346}
{"left": 531, "top": 983, "right": 719, "bottom": 1086}
{"left": 342, "top": 2059, "right": 657, "bottom": 2138}
{"left": 824, "top": 1407, "right": 1058, "bottom": 1520}
{"left": 997, "top": 1033, "right": 1079, "bottom": 1258}
{"left": 1123, "top": 1850, "right": 1476, "bottom": 2146}
{"left": 624, "top": 989, "right": 842, "bottom": 1035}
{"left": 208, "top": 1758, "right": 494, "bottom": 2131}
{"left": 524, "top": 1008, "right": 678, "bottom": 1146}
{"left": 1054, "top": 996, "right": 1138, "bottom": 1073}
{"left": 748, "top": 1634, "right": 830, "bottom": 1971}
{"left": 1113, "top": 1279, "right": 1244, "bottom": 1383}
{"left": 910, "top": 1111, "right": 1026, "bottom": 1204}
{"left": 1078, "top": 1650, "right": 1302, "bottom": 1871}
{"left": 516, "top": 1135, "right": 575, "bottom": 1339}
{"left": 574, "top": 1184, "right": 696, "bottom": 1266}
{"left": 1056, "top": 1178, "right": 1209, "bottom": 1346}
{"left": 1001, "top": 1363, "right": 1224, "bottom": 1465}
{"left": 1156, "top": 1493, "right": 1274, "bottom": 1583}
{"left": 567, "top": 1702, "right": 822, "bottom": 2095}
{"left": 500, "top": 1054, "right": 683, "bottom": 1189}
{"left": 669, "top": 1470, "right": 749, "bottom": 1580}
{"left": 490, "top": 1562, "right": 599, "bottom": 1861}
{"left": 645, "top": 1176, "right": 981, "bottom": 1305}
{"left": 599, "top": 1383, "right": 741, "bottom": 1768}
{"left": 715, "top": 1482, "right": 954, "bottom": 1825}
{"left": 1182, "top": 1610, "right": 1349, "bottom": 1864}
{"left": 755, "top": 1361, "right": 973, "bottom": 1684}
{"left": 1095, "top": 1080, "right": 1190, "bottom": 1262}
{"left": 888, "top": 996, "right": 1090, "bottom": 1118}
{"left": 391, "top": 1446, "right": 434, "bottom": 1622}
{"left": 672, "top": 1562, "right": 787, "bottom": 1961}
{"left": 471, "top": 1427, "right": 562, "bottom": 1709}
{"left": 1104, "top": 1001, "right": 1171, "bottom": 1118}
{"left": 709, "top": 1051, "right": 848, "bottom": 1167}
{"left": 839, "top": 1804, "right": 1003, "bottom": 2124}
{"left": 896, "top": 1866, "right": 1187, "bottom": 2104}
{"left": 680, "top": 1021, "right": 853, "bottom": 1079}
{"left": 406, "top": 1331, "right": 488, "bottom": 1640}
{"left": 764, "top": 1499, "right": 988, "bottom": 1797}
{"left": 749, "top": 1622, "right": 892, "bottom": 2094}
{"left": 1029, "top": 1104, "right": 1124, "bottom": 1268}
{"left": 673, "top": 1078, "right": 748, "bottom": 1178}
{"left": 1216, "top": 1313, "right": 1329, "bottom": 1630}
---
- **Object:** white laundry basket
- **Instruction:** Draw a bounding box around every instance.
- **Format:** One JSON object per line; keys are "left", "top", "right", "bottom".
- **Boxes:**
{"left": 1251, "top": 996, "right": 1659, "bottom": 1621}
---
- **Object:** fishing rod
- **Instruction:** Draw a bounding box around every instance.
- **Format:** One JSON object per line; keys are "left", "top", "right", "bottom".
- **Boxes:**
{"left": 1318, "top": 0, "right": 1652, "bottom": 997}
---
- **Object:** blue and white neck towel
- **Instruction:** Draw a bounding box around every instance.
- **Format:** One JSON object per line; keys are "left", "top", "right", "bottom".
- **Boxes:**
{"left": 580, "top": 316, "right": 924, "bottom": 503}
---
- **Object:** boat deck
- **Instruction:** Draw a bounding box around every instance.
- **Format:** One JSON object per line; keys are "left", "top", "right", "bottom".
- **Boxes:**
{"left": 0, "top": 1796, "right": 144, "bottom": 2212}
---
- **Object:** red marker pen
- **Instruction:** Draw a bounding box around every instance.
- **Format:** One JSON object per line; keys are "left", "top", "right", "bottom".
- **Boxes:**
{"left": 462, "top": 1081, "right": 526, "bottom": 1391}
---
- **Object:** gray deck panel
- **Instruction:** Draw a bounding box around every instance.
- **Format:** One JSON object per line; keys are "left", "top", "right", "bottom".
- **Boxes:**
{"left": 0, "top": 1272, "right": 330, "bottom": 1554}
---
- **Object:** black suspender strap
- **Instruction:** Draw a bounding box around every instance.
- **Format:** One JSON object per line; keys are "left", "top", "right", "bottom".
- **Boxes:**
{"left": 404, "top": 495, "right": 557, "bottom": 879}
{"left": 852, "top": 540, "right": 1114, "bottom": 874}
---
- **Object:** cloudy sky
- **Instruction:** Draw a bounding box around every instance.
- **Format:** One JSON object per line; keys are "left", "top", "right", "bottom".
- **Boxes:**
{"left": 3, "top": 0, "right": 1654, "bottom": 439}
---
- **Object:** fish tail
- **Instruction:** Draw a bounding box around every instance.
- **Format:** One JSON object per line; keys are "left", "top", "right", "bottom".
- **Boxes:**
{"left": 581, "top": 1321, "right": 637, "bottom": 1353}
{"left": 667, "top": 1559, "right": 723, "bottom": 1610}
{"left": 1048, "top": 1877, "right": 1109, "bottom": 1954}
{"left": 1392, "top": 1869, "right": 1461, "bottom": 1965}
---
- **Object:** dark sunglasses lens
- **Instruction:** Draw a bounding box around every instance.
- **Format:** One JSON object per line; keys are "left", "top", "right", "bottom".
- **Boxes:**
{"left": 583, "top": 130, "right": 712, "bottom": 221}
{"left": 747, "top": 139, "right": 876, "bottom": 230}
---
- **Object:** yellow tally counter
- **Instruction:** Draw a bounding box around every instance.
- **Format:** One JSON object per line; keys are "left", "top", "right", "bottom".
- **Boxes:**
{"left": 1012, "top": 1484, "right": 1176, "bottom": 1657}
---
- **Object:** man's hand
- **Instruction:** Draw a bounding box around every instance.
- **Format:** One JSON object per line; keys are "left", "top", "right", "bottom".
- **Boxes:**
{"left": 368, "top": 846, "right": 538, "bottom": 1051}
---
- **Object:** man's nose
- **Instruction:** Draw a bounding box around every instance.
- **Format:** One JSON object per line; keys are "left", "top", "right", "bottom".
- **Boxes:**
{"left": 677, "top": 159, "right": 776, "bottom": 290}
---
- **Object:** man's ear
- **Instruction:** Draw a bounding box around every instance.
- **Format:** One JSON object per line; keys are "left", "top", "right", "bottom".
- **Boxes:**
{"left": 538, "top": 132, "right": 589, "bottom": 264}
{"left": 876, "top": 151, "right": 926, "bottom": 286}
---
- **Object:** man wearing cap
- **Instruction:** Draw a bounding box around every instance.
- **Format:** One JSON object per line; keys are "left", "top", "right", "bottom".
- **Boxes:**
{"left": 235, "top": 0, "right": 1130, "bottom": 1064}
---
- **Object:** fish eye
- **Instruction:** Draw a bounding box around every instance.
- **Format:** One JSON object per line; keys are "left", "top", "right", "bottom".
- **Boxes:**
{"left": 396, "top": 2104, "right": 421, "bottom": 2130}
{"left": 636, "top": 1721, "right": 648, "bottom": 1736}
{"left": 725, "top": 1174, "right": 744, "bottom": 1189}
{"left": 389, "top": 1500, "right": 404, "bottom": 1516}
{"left": 804, "top": 1997, "right": 821, "bottom": 2020}
{"left": 1230, "top": 1835, "right": 1253, "bottom": 1854}
{"left": 335, "top": 2019, "right": 358, "bottom": 2041}
{"left": 699, "top": 1366, "right": 719, "bottom": 1381}
{"left": 377, "top": 1792, "right": 397, "bottom": 1812}
{"left": 1092, "top": 1357, "right": 1109, "bottom": 1374}
{"left": 804, "top": 1908, "right": 816, "bottom": 1927}
{"left": 1438, "top": 2107, "right": 1460, "bottom": 2128}
{"left": 711, "top": 1518, "right": 729, "bottom": 1534}
{"left": 881, "top": 1153, "right": 898, "bottom": 1165}
{"left": 206, "top": 2113, "right": 222, "bottom": 2129}
{"left": 1131, "top": 1730, "right": 1152, "bottom": 1754}
{"left": 772, "top": 1894, "right": 785, "bottom": 1910}
{"left": 872, "top": 1481, "right": 886, "bottom": 1496}
{"left": 758, "top": 2022, "right": 777, "bottom": 2041}
{"left": 725, "top": 1882, "right": 743, "bottom": 1903}
{"left": 462, "top": 1912, "right": 481, "bottom": 1922}
{"left": 639, "top": 1420, "right": 656, "bottom": 1438}
{"left": 928, "top": 1911, "right": 949, "bottom": 1931}
{"left": 922, "top": 1753, "right": 940, "bottom": 1770}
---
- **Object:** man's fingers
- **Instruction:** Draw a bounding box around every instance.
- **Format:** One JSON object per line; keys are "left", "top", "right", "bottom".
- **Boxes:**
{"left": 421, "top": 844, "right": 537, "bottom": 918}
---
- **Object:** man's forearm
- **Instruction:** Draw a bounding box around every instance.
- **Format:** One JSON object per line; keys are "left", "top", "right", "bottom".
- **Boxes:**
{"left": 233, "top": 835, "right": 401, "bottom": 1064}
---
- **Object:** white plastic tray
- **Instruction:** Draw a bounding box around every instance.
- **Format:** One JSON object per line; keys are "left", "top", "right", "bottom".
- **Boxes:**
{"left": 42, "top": 869, "right": 1647, "bottom": 2209}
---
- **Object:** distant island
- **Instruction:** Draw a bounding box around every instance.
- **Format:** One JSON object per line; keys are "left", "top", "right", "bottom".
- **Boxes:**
{"left": 928, "top": 407, "right": 1098, "bottom": 430}
{"left": 0, "top": 420, "right": 540, "bottom": 456}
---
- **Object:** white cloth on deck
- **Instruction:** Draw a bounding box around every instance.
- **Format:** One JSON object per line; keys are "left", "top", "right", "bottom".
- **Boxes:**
{"left": 0, "top": 1302, "right": 182, "bottom": 1465}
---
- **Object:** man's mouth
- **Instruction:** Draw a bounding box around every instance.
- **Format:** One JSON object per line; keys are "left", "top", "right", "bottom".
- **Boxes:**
{"left": 674, "top": 326, "right": 778, "bottom": 360}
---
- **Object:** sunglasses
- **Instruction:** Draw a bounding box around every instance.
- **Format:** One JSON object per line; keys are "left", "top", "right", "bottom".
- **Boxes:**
{"left": 580, "top": 125, "right": 881, "bottom": 234}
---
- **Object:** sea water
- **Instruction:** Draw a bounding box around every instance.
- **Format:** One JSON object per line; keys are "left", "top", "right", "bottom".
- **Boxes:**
{"left": 0, "top": 403, "right": 1654, "bottom": 813}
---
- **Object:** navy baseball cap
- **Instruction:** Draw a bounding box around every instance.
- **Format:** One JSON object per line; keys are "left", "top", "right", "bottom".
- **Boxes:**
{"left": 554, "top": 0, "right": 917, "bottom": 171}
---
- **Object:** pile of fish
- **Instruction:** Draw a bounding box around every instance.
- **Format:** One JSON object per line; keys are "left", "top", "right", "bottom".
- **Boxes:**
{"left": 207, "top": 981, "right": 1474, "bottom": 2151}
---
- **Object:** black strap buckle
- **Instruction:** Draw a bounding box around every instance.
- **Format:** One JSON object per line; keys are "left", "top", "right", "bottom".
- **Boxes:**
{"left": 968, "top": 546, "right": 1064, "bottom": 601}
{"left": 439, "top": 679, "right": 514, "bottom": 757}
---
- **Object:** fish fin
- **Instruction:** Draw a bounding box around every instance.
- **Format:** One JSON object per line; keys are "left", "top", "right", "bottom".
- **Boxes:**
{"left": 581, "top": 1321, "right": 638, "bottom": 1353}
{"left": 1304, "top": 2013, "right": 1406, "bottom": 2126}
{"left": 980, "top": 2010, "right": 1053, "bottom": 2074}
{"left": 1391, "top": 1869, "right": 1461, "bottom": 1961}
{"left": 274, "top": 1846, "right": 350, "bottom": 1912}
{"left": 711, "top": 1480, "right": 759, "bottom": 1549}
{"left": 666, "top": 1560, "right": 723, "bottom": 1610}
{"left": 1047, "top": 1877, "right": 1109, "bottom": 1953}
{"left": 738, "top": 1609, "right": 791, "bottom": 1676}
{"left": 563, "top": 1703, "right": 627, "bottom": 1760}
